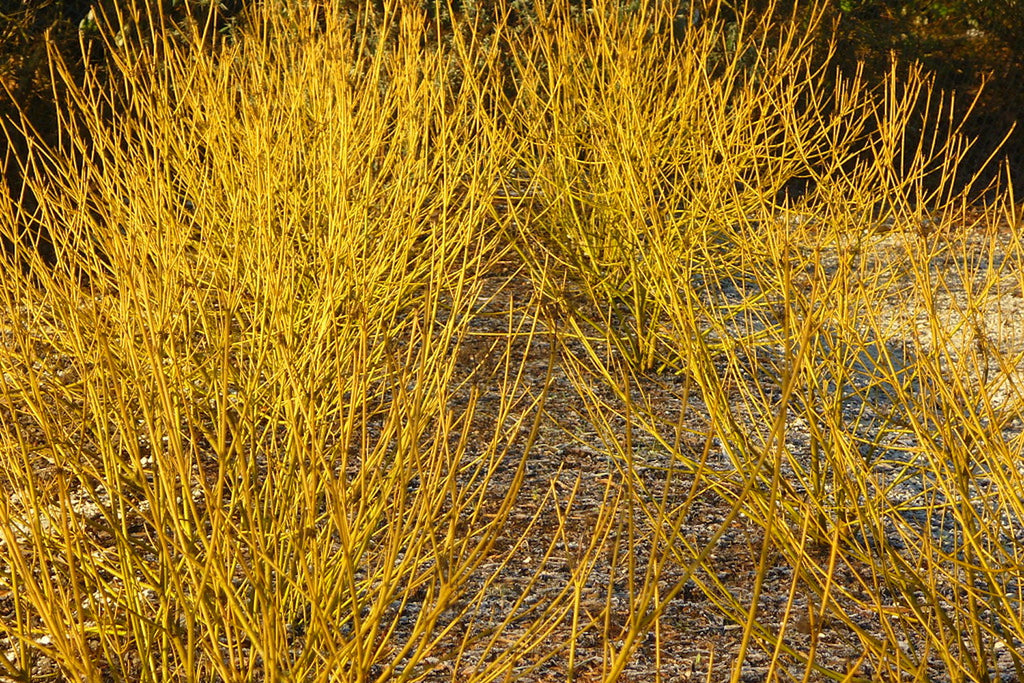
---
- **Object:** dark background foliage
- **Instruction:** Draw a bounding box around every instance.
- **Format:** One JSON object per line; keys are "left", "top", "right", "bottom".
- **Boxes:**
{"left": 2, "top": 0, "right": 1020, "bottom": 235}
{"left": 828, "top": 0, "right": 1023, "bottom": 194}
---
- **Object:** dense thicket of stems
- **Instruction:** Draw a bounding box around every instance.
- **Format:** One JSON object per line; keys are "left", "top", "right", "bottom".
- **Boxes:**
{"left": 0, "top": 1, "right": 1020, "bottom": 680}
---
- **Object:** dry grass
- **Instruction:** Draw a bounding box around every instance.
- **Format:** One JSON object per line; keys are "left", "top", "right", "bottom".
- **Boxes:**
{"left": 1, "top": 1, "right": 1022, "bottom": 681}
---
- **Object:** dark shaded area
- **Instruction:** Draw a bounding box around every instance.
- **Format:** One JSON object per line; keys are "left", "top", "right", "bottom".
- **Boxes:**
{"left": 681, "top": 0, "right": 1023, "bottom": 204}
{"left": 826, "top": 0, "right": 1024, "bottom": 197}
